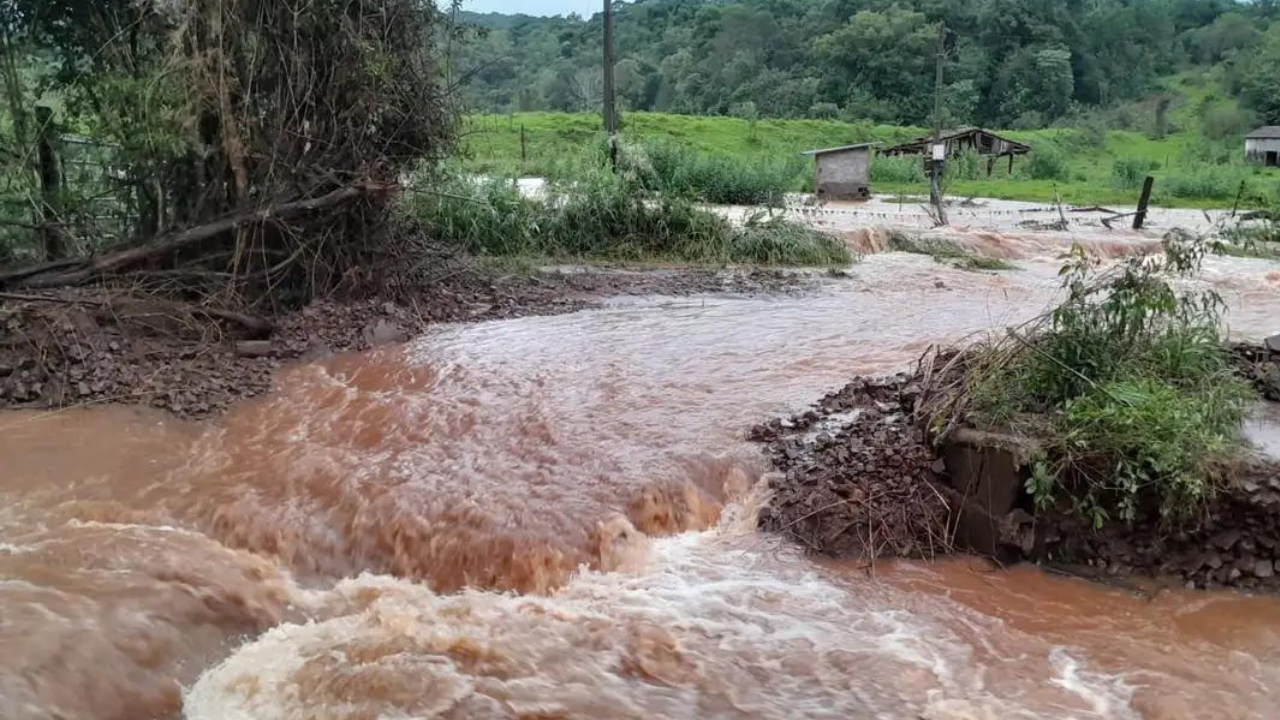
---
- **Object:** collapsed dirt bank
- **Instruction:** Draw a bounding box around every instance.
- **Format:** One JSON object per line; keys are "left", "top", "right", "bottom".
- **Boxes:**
{"left": 751, "top": 376, "right": 952, "bottom": 560}
{"left": 754, "top": 367, "right": 1280, "bottom": 593}
{"left": 0, "top": 264, "right": 807, "bottom": 419}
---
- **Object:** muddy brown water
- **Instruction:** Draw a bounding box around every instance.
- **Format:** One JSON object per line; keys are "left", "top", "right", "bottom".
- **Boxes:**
{"left": 4, "top": 248, "right": 1280, "bottom": 720}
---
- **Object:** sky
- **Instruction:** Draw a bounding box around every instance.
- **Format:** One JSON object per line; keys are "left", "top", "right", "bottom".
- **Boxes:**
{"left": 463, "top": 0, "right": 602, "bottom": 17}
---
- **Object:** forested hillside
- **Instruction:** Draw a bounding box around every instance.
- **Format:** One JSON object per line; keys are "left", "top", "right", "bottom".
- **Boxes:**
{"left": 456, "top": 0, "right": 1280, "bottom": 130}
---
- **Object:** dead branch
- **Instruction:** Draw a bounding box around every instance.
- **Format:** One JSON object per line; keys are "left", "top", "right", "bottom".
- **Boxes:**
{"left": 10, "top": 185, "right": 385, "bottom": 290}
{"left": 0, "top": 292, "right": 273, "bottom": 336}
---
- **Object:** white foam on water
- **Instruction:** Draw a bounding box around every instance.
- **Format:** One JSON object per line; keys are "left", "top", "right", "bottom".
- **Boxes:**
{"left": 185, "top": 503, "right": 1138, "bottom": 720}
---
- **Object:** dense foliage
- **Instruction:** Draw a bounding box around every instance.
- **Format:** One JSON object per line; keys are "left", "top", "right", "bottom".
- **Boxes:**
{"left": 2, "top": 0, "right": 458, "bottom": 304}
{"left": 456, "top": 0, "right": 1280, "bottom": 128}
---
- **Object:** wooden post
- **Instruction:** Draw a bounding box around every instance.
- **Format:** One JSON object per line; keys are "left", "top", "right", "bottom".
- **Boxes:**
{"left": 1133, "top": 175, "right": 1154, "bottom": 230}
{"left": 520, "top": 124, "right": 527, "bottom": 163}
{"left": 602, "top": 0, "right": 618, "bottom": 171}
{"left": 35, "top": 105, "right": 65, "bottom": 260}
{"left": 928, "top": 23, "right": 947, "bottom": 226}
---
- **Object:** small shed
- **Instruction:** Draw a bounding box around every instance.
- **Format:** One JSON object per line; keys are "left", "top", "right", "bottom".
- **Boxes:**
{"left": 1246, "top": 126, "right": 1280, "bottom": 167}
{"left": 801, "top": 143, "right": 874, "bottom": 201}
{"left": 881, "top": 127, "right": 1031, "bottom": 174}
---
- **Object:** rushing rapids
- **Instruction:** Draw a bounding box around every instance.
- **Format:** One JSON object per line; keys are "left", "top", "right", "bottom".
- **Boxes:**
{"left": 4, "top": 245, "right": 1280, "bottom": 720}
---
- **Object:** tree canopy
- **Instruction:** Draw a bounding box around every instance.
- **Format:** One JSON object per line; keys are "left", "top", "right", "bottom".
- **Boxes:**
{"left": 453, "top": 0, "right": 1280, "bottom": 127}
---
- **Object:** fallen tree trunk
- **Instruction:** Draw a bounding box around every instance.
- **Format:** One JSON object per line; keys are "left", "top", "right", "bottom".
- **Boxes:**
{"left": 6, "top": 185, "right": 383, "bottom": 290}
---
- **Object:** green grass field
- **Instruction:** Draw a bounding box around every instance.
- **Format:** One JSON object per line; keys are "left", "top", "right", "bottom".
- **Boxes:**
{"left": 462, "top": 106, "right": 1280, "bottom": 210}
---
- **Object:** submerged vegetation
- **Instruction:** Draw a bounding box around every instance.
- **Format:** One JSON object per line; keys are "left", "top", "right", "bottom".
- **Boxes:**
{"left": 885, "top": 234, "right": 1016, "bottom": 272}
{"left": 925, "top": 232, "right": 1255, "bottom": 529}
{"left": 400, "top": 165, "right": 850, "bottom": 267}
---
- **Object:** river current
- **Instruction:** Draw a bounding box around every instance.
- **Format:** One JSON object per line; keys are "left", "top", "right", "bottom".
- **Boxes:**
{"left": 4, "top": 246, "right": 1280, "bottom": 719}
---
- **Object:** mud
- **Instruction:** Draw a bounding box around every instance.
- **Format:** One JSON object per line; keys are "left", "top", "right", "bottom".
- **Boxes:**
{"left": 0, "top": 265, "right": 805, "bottom": 418}
{"left": 751, "top": 375, "right": 951, "bottom": 561}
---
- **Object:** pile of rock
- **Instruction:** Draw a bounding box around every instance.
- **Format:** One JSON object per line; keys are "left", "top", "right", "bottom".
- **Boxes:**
{"left": 1230, "top": 335, "right": 1280, "bottom": 401}
{"left": 750, "top": 376, "right": 951, "bottom": 559}
{"left": 1041, "top": 459, "right": 1280, "bottom": 591}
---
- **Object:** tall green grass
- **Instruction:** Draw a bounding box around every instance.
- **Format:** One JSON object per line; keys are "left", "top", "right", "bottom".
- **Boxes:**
{"left": 399, "top": 169, "right": 851, "bottom": 266}
{"left": 627, "top": 139, "right": 800, "bottom": 206}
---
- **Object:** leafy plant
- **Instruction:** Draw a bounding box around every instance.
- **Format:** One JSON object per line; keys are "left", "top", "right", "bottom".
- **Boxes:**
{"left": 946, "top": 231, "right": 1254, "bottom": 527}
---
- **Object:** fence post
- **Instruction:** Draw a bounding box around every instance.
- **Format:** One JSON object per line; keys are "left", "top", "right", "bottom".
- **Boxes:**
{"left": 1133, "top": 175, "right": 1154, "bottom": 230}
{"left": 520, "top": 124, "right": 527, "bottom": 163}
{"left": 35, "top": 105, "right": 65, "bottom": 260}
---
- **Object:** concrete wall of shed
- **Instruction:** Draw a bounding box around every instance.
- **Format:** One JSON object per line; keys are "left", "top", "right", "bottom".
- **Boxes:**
{"left": 814, "top": 149, "right": 870, "bottom": 200}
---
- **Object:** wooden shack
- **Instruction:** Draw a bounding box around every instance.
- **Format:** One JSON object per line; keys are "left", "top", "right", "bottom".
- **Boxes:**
{"left": 1246, "top": 126, "right": 1280, "bottom": 167}
{"left": 881, "top": 128, "right": 1031, "bottom": 174}
{"left": 800, "top": 143, "right": 875, "bottom": 201}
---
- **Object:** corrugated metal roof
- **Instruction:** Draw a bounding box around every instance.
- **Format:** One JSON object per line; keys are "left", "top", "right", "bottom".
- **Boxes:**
{"left": 1247, "top": 126, "right": 1280, "bottom": 139}
{"left": 799, "top": 142, "right": 878, "bottom": 156}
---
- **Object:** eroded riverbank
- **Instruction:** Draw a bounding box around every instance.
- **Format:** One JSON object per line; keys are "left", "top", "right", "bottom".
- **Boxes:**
{"left": 4, "top": 246, "right": 1280, "bottom": 719}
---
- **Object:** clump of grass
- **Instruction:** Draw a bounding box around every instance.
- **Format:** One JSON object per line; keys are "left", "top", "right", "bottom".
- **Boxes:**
{"left": 925, "top": 232, "right": 1254, "bottom": 529}
{"left": 627, "top": 139, "right": 800, "bottom": 206}
{"left": 870, "top": 155, "right": 924, "bottom": 184}
{"left": 885, "top": 234, "right": 1015, "bottom": 271}
{"left": 399, "top": 169, "right": 851, "bottom": 266}
{"left": 732, "top": 210, "right": 853, "bottom": 265}
{"left": 1223, "top": 206, "right": 1280, "bottom": 256}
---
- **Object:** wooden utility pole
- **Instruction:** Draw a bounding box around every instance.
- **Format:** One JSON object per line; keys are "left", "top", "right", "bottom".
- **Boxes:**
{"left": 602, "top": 0, "right": 618, "bottom": 170}
{"left": 929, "top": 23, "right": 948, "bottom": 226}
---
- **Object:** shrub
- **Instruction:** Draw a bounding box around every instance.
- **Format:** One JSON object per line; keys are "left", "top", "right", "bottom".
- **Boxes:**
{"left": 946, "top": 234, "right": 1255, "bottom": 529}
{"left": 1111, "top": 157, "right": 1160, "bottom": 189}
{"left": 1202, "top": 104, "right": 1258, "bottom": 140}
{"left": 630, "top": 140, "right": 797, "bottom": 206}
{"left": 1160, "top": 166, "right": 1249, "bottom": 201}
{"left": 1024, "top": 147, "right": 1070, "bottom": 181}
{"left": 870, "top": 154, "right": 924, "bottom": 184}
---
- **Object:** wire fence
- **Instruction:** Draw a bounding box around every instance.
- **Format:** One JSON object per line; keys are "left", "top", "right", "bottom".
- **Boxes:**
{"left": 1, "top": 134, "right": 139, "bottom": 262}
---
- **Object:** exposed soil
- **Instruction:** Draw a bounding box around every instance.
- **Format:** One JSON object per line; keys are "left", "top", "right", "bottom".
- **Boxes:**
{"left": 0, "top": 263, "right": 808, "bottom": 418}
{"left": 750, "top": 375, "right": 952, "bottom": 560}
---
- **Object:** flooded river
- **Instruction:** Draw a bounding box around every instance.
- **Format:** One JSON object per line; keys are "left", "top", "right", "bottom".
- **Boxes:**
{"left": 4, "top": 247, "right": 1280, "bottom": 719}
